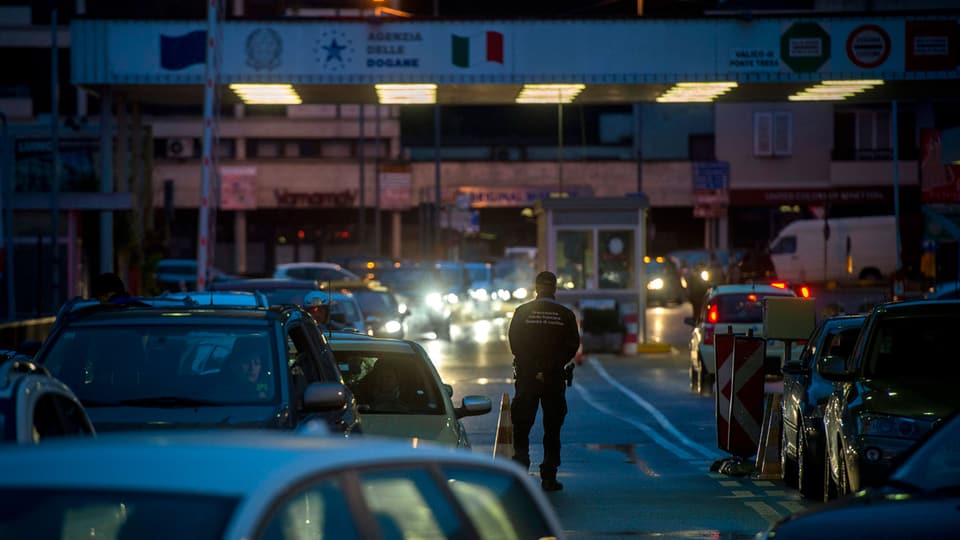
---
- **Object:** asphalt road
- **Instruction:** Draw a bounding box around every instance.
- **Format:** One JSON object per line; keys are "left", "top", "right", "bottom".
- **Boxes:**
{"left": 421, "top": 300, "right": 823, "bottom": 540}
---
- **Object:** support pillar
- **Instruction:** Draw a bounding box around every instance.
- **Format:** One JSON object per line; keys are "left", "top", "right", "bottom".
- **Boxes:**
{"left": 391, "top": 211, "right": 401, "bottom": 259}
{"left": 99, "top": 87, "right": 114, "bottom": 273}
{"left": 235, "top": 210, "right": 247, "bottom": 274}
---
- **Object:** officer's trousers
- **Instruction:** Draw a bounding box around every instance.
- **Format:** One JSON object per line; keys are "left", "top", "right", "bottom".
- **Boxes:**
{"left": 511, "top": 376, "right": 567, "bottom": 474}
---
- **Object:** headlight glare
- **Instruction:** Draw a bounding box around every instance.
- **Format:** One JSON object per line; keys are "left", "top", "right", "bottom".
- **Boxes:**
{"left": 647, "top": 277, "right": 664, "bottom": 290}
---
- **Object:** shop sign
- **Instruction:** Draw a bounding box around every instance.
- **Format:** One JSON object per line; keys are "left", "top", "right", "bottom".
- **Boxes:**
{"left": 273, "top": 189, "right": 356, "bottom": 208}
{"left": 220, "top": 166, "right": 257, "bottom": 210}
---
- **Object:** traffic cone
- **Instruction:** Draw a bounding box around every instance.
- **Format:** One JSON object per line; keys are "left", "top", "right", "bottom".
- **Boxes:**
{"left": 492, "top": 393, "right": 514, "bottom": 459}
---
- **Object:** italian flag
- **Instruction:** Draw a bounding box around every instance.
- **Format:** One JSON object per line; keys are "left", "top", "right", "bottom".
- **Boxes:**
{"left": 451, "top": 31, "right": 504, "bottom": 68}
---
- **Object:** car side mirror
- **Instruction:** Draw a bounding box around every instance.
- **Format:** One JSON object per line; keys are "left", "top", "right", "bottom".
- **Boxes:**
{"left": 302, "top": 382, "right": 347, "bottom": 413}
{"left": 443, "top": 383, "right": 453, "bottom": 398}
{"left": 455, "top": 395, "right": 492, "bottom": 419}
{"left": 782, "top": 361, "right": 809, "bottom": 376}
{"left": 818, "top": 355, "right": 854, "bottom": 381}
{"left": 683, "top": 317, "right": 696, "bottom": 327}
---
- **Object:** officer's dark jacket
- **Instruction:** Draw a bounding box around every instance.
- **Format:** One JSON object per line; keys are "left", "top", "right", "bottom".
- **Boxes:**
{"left": 508, "top": 296, "right": 580, "bottom": 380}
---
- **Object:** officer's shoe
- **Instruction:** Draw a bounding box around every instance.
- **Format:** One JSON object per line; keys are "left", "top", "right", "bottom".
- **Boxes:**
{"left": 541, "top": 478, "right": 564, "bottom": 492}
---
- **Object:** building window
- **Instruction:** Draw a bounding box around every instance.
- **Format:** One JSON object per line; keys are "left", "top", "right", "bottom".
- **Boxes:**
{"left": 754, "top": 112, "right": 792, "bottom": 157}
{"left": 855, "top": 110, "right": 892, "bottom": 159}
{"left": 556, "top": 230, "right": 595, "bottom": 290}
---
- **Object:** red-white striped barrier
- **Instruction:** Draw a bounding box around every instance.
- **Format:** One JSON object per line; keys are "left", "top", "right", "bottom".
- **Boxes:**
{"left": 621, "top": 304, "right": 639, "bottom": 355}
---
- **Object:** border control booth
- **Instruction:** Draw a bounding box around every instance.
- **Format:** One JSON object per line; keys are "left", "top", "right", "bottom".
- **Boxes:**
{"left": 535, "top": 196, "right": 651, "bottom": 354}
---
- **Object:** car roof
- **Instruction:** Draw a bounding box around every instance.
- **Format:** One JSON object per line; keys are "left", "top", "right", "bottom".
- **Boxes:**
{"left": 327, "top": 334, "right": 416, "bottom": 353}
{"left": 56, "top": 304, "right": 283, "bottom": 325}
{"left": 707, "top": 284, "right": 797, "bottom": 296}
{"left": 276, "top": 262, "right": 348, "bottom": 269}
{"left": 875, "top": 298, "right": 960, "bottom": 315}
{"left": 209, "top": 278, "right": 320, "bottom": 290}
{"left": 0, "top": 431, "right": 510, "bottom": 495}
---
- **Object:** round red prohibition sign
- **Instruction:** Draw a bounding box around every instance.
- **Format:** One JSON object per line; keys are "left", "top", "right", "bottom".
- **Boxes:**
{"left": 846, "top": 24, "right": 891, "bottom": 69}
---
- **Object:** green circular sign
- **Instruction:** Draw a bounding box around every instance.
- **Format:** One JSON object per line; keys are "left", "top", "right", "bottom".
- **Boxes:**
{"left": 780, "top": 22, "right": 831, "bottom": 73}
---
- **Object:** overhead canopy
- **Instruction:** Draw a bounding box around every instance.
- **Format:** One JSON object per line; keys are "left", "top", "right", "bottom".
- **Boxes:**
{"left": 71, "top": 16, "right": 960, "bottom": 105}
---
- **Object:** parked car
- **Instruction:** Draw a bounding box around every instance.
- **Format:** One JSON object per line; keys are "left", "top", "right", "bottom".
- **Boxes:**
{"left": 328, "top": 332, "right": 492, "bottom": 448}
{"left": 0, "top": 359, "right": 95, "bottom": 443}
{"left": 273, "top": 261, "right": 361, "bottom": 282}
{"left": 683, "top": 283, "right": 802, "bottom": 395}
{"left": 154, "top": 259, "right": 231, "bottom": 292}
{"left": 34, "top": 301, "right": 362, "bottom": 436}
{"left": 781, "top": 314, "right": 866, "bottom": 499}
{"left": 821, "top": 299, "right": 960, "bottom": 500}
{"left": 757, "top": 410, "right": 960, "bottom": 540}
{"left": 0, "top": 431, "right": 567, "bottom": 540}
{"left": 768, "top": 216, "right": 896, "bottom": 283}
{"left": 159, "top": 290, "right": 270, "bottom": 307}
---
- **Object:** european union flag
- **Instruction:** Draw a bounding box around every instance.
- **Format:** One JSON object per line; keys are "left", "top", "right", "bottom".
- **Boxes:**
{"left": 160, "top": 30, "right": 206, "bottom": 71}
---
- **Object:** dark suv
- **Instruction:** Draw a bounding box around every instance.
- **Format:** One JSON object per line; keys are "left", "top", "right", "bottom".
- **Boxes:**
{"left": 821, "top": 300, "right": 960, "bottom": 499}
{"left": 35, "top": 300, "right": 361, "bottom": 436}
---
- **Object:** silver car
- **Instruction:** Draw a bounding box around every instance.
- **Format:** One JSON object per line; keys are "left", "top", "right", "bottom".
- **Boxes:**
{"left": 0, "top": 431, "right": 565, "bottom": 539}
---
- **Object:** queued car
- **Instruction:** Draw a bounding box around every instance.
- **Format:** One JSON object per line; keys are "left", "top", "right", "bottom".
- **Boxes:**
{"left": 821, "top": 299, "right": 960, "bottom": 500}
{"left": 378, "top": 265, "right": 454, "bottom": 340}
{"left": 781, "top": 314, "right": 866, "bottom": 499}
{"left": 644, "top": 256, "right": 686, "bottom": 306}
{"left": 0, "top": 431, "right": 567, "bottom": 540}
{"left": 328, "top": 332, "right": 492, "bottom": 448}
{"left": 321, "top": 280, "right": 406, "bottom": 340}
{"left": 159, "top": 290, "right": 270, "bottom": 308}
{"left": 757, "top": 410, "right": 960, "bottom": 539}
{"left": 35, "top": 300, "right": 362, "bottom": 436}
{"left": 684, "top": 283, "right": 802, "bottom": 395}
{"left": 272, "top": 261, "right": 361, "bottom": 282}
{"left": 208, "top": 279, "right": 366, "bottom": 334}
{"left": 0, "top": 359, "right": 95, "bottom": 443}
{"left": 154, "top": 259, "right": 232, "bottom": 292}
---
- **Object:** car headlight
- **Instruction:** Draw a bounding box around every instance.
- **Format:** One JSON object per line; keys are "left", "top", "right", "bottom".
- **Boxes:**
{"left": 513, "top": 287, "right": 528, "bottom": 300}
{"left": 426, "top": 292, "right": 444, "bottom": 310}
{"left": 680, "top": 276, "right": 688, "bottom": 289}
{"left": 398, "top": 302, "right": 407, "bottom": 314}
{"left": 859, "top": 413, "right": 932, "bottom": 440}
{"left": 445, "top": 293, "right": 460, "bottom": 304}
{"left": 470, "top": 288, "right": 489, "bottom": 301}
{"left": 647, "top": 277, "right": 664, "bottom": 290}
{"left": 497, "top": 289, "right": 511, "bottom": 301}
{"left": 384, "top": 320, "right": 403, "bottom": 334}
{"left": 700, "top": 270, "right": 710, "bottom": 282}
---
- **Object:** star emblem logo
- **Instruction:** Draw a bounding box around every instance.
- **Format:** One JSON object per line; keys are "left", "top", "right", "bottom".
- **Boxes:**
{"left": 314, "top": 30, "right": 354, "bottom": 72}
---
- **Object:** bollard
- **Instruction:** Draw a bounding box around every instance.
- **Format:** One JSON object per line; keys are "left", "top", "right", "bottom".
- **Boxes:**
{"left": 492, "top": 393, "right": 514, "bottom": 459}
{"left": 621, "top": 307, "right": 638, "bottom": 355}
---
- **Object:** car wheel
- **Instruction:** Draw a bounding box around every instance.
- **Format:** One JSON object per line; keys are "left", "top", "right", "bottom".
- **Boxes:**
{"left": 797, "top": 424, "right": 824, "bottom": 500}
{"left": 696, "top": 355, "right": 713, "bottom": 396}
{"left": 780, "top": 419, "right": 799, "bottom": 489}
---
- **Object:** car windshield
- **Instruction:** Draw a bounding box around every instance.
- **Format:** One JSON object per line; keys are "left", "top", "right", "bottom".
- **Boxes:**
{"left": 353, "top": 290, "right": 398, "bottom": 314}
{"left": 333, "top": 297, "right": 362, "bottom": 322}
{"left": 259, "top": 288, "right": 311, "bottom": 306}
{"left": 711, "top": 292, "right": 792, "bottom": 324}
{"left": 285, "top": 266, "right": 357, "bottom": 281}
{"left": 889, "top": 414, "right": 960, "bottom": 493}
{"left": 40, "top": 326, "right": 280, "bottom": 406}
{"left": 377, "top": 268, "right": 429, "bottom": 292}
{"left": 335, "top": 350, "right": 443, "bottom": 415}
{"left": 0, "top": 488, "right": 238, "bottom": 540}
{"left": 864, "top": 314, "right": 960, "bottom": 379}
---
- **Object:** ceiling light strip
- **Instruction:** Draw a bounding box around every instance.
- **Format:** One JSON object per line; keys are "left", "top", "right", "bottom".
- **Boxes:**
{"left": 229, "top": 83, "right": 302, "bottom": 105}
{"left": 655, "top": 82, "right": 737, "bottom": 103}
{"left": 788, "top": 79, "right": 884, "bottom": 101}
{"left": 376, "top": 83, "right": 437, "bottom": 104}
{"left": 516, "top": 84, "right": 586, "bottom": 104}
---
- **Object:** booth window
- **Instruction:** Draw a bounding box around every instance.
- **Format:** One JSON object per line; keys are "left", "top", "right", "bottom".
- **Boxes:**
{"left": 598, "top": 230, "right": 634, "bottom": 289}
{"left": 557, "top": 231, "right": 594, "bottom": 289}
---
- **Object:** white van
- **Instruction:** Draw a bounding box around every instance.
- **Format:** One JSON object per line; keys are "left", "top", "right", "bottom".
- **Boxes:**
{"left": 768, "top": 216, "right": 896, "bottom": 282}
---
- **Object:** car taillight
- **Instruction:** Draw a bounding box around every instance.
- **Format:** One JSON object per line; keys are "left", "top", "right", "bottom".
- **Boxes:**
{"left": 704, "top": 325, "right": 715, "bottom": 345}
{"left": 770, "top": 281, "right": 788, "bottom": 289}
{"left": 798, "top": 285, "right": 811, "bottom": 298}
{"left": 707, "top": 304, "right": 719, "bottom": 324}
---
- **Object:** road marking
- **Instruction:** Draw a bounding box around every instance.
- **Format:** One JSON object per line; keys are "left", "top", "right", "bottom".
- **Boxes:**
{"left": 780, "top": 501, "right": 806, "bottom": 514}
{"left": 722, "top": 490, "right": 756, "bottom": 498}
{"left": 764, "top": 490, "right": 788, "bottom": 497}
{"left": 573, "top": 383, "right": 695, "bottom": 460}
{"left": 752, "top": 481, "right": 775, "bottom": 487}
{"left": 719, "top": 480, "right": 740, "bottom": 487}
{"left": 745, "top": 501, "right": 784, "bottom": 523}
{"left": 588, "top": 357, "right": 723, "bottom": 460}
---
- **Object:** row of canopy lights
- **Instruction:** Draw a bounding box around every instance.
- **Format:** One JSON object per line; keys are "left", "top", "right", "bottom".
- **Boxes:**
{"left": 229, "top": 80, "right": 884, "bottom": 105}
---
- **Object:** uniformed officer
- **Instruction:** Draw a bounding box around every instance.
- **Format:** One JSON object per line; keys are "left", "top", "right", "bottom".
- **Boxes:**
{"left": 508, "top": 270, "right": 581, "bottom": 491}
